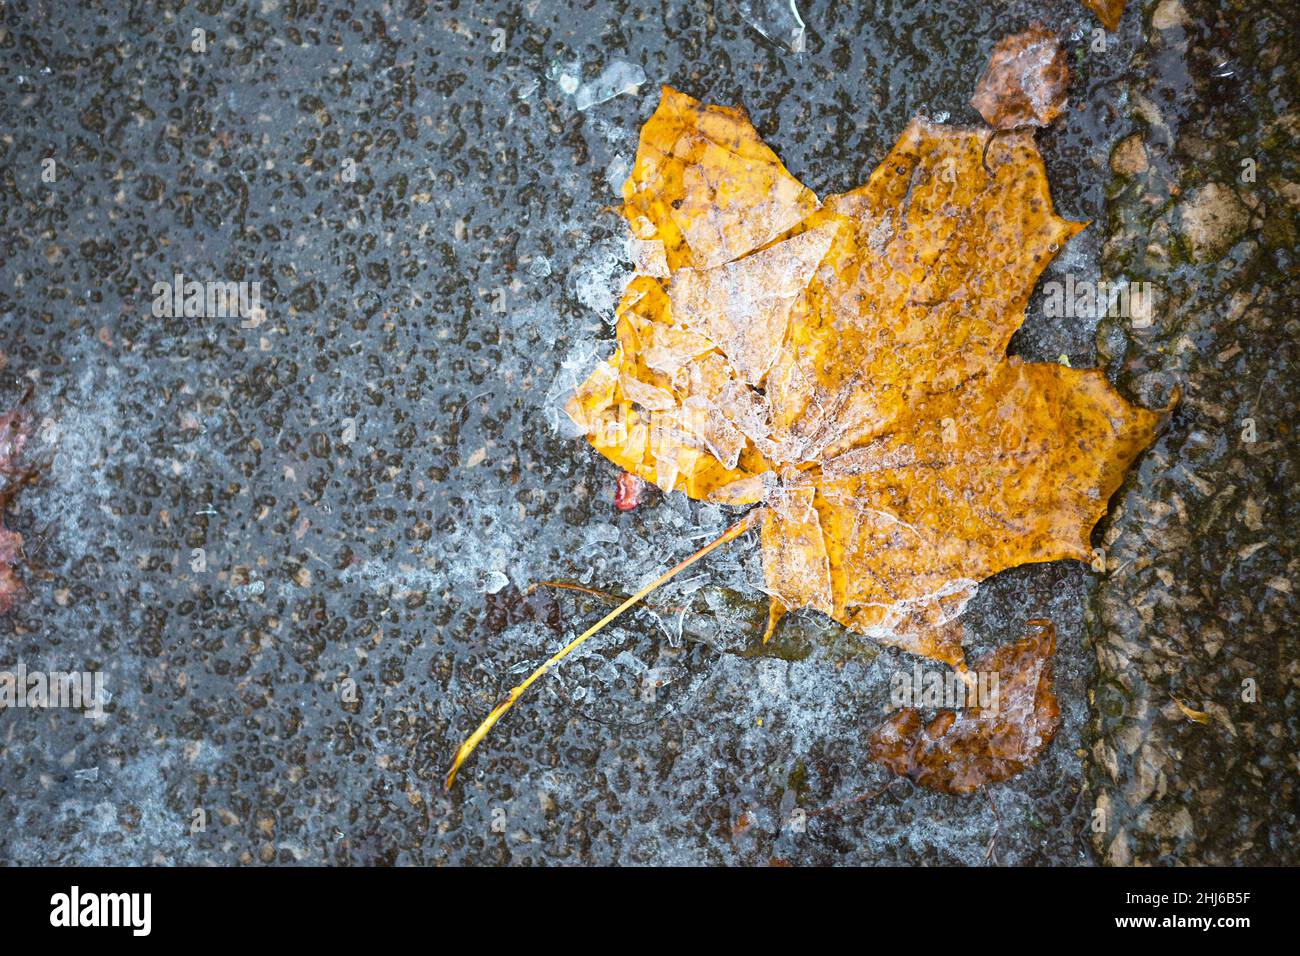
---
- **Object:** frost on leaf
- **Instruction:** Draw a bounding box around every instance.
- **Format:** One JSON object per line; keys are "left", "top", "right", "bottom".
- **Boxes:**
{"left": 565, "top": 85, "right": 1160, "bottom": 667}
{"left": 971, "top": 22, "right": 1070, "bottom": 130}
{"left": 866, "top": 621, "right": 1061, "bottom": 794}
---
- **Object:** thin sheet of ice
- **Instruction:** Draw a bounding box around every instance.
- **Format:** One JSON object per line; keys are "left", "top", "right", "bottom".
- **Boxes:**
{"left": 573, "top": 60, "right": 647, "bottom": 111}
{"left": 734, "top": 0, "right": 806, "bottom": 54}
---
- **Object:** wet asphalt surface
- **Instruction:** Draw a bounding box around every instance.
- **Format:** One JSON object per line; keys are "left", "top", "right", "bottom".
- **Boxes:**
{"left": 0, "top": 0, "right": 1295, "bottom": 865}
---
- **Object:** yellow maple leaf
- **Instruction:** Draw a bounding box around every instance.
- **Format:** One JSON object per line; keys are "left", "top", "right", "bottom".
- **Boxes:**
{"left": 566, "top": 85, "right": 1160, "bottom": 668}
{"left": 444, "top": 84, "right": 1162, "bottom": 790}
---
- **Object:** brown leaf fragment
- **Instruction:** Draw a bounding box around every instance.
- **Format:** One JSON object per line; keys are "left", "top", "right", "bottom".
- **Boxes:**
{"left": 866, "top": 620, "right": 1062, "bottom": 793}
{"left": 1083, "top": 0, "right": 1127, "bottom": 32}
{"left": 971, "top": 22, "right": 1070, "bottom": 129}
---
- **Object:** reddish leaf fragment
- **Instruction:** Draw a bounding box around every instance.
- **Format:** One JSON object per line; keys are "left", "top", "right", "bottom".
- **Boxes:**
{"left": 0, "top": 407, "right": 28, "bottom": 465}
{"left": 866, "top": 621, "right": 1061, "bottom": 794}
{"left": 0, "top": 526, "right": 22, "bottom": 614}
{"left": 614, "top": 471, "right": 647, "bottom": 511}
{"left": 971, "top": 22, "right": 1070, "bottom": 129}
{"left": 0, "top": 406, "right": 31, "bottom": 614}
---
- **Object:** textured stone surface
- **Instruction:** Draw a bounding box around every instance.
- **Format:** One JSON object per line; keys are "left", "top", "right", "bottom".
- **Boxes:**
{"left": 0, "top": 0, "right": 1291, "bottom": 865}
{"left": 1087, "top": 0, "right": 1298, "bottom": 865}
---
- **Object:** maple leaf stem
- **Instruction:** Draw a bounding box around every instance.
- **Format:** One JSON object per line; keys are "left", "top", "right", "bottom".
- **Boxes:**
{"left": 444, "top": 506, "right": 764, "bottom": 790}
{"left": 527, "top": 579, "right": 688, "bottom": 614}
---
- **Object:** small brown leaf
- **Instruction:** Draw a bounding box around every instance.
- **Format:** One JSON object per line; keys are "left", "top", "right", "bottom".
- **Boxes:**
{"left": 866, "top": 620, "right": 1062, "bottom": 794}
{"left": 971, "top": 22, "right": 1070, "bottom": 129}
